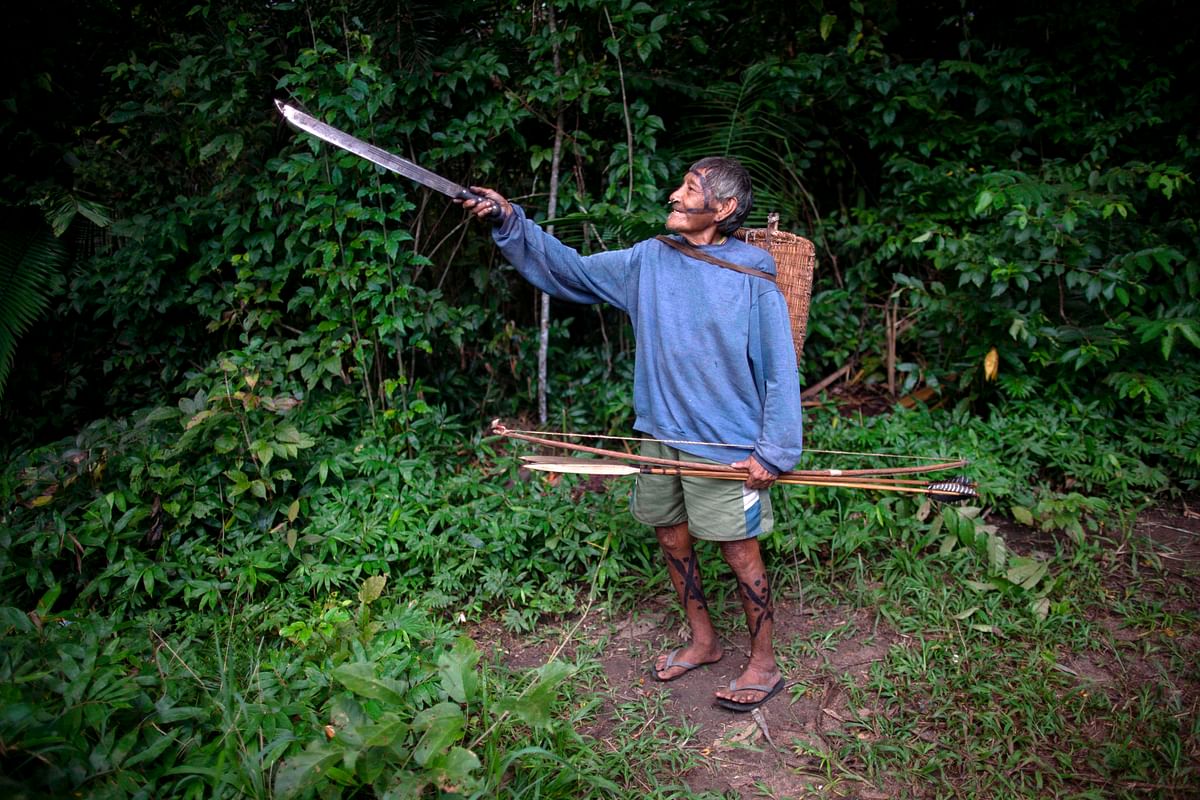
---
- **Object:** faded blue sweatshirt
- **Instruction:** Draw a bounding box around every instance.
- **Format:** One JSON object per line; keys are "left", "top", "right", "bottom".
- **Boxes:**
{"left": 493, "top": 205, "right": 803, "bottom": 473}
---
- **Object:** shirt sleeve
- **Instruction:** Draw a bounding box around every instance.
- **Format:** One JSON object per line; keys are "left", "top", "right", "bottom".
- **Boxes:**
{"left": 748, "top": 288, "right": 804, "bottom": 474}
{"left": 492, "top": 205, "right": 636, "bottom": 311}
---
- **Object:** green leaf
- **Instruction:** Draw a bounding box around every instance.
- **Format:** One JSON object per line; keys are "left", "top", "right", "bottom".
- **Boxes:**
{"left": 1005, "top": 557, "right": 1048, "bottom": 590}
{"left": 438, "top": 637, "right": 480, "bottom": 705}
{"left": 0, "top": 227, "right": 66, "bottom": 400}
{"left": 497, "top": 660, "right": 574, "bottom": 728}
{"left": 0, "top": 606, "right": 34, "bottom": 632}
{"left": 954, "top": 515, "right": 976, "bottom": 548}
{"left": 254, "top": 442, "right": 274, "bottom": 467}
{"left": 381, "top": 773, "right": 429, "bottom": 800}
{"left": 819, "top": 14, "right": 837, "bottom": 40}
{"left": 358, "top": 575, "right": 387, "bottom": 604}
{"left": 974, "top": 190, "right": 994, "bottom": 214}
{"left": 156, "top": 704, "right": 207, "bottom": 724}
{"left": 1011, "top": 505, "right": 1034, "bottom": 525}
{"left": 123, "top": 730, "right": 180, "bottom": 769}
{"left": 34, "top": 584, "right": 62, "bottom": 618}
{"left": 333, "top": 662, "right": 408, "bottom": 705}
{"left": 986, "top": 532, "right": 1006, "bottom": 574}
{"left": 955, "top": 505, "right": 983, "bottom": 520}
{"left": 1030, "top": 597, "right": 1050, "bottom": 620}
{"left": 1176, "top": 319, "right": 1200, "bottom": 349}
{"left": 364, "top": 714, "right": 410, "bottom": 747}
{"left": 274, "top": 746, "right": 342, "bottom": 799}
{"left": 412, "top": 702, "right": 465, "bottom": 766}
{"left": 426, "top": 746, "right": 481, "bottom": 793}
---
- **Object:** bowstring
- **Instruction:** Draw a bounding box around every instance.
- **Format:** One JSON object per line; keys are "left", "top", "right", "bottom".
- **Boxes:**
{"left": 499, "top": 428, "right": 961, "bottom": 464}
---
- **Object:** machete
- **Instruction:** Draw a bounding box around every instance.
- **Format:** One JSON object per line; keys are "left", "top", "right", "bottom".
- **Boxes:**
{"left": 275, "top": 100, "right": 498, "bottom": 216}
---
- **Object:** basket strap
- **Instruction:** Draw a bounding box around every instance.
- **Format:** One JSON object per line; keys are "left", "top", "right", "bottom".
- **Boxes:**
{"left": 654, "top": 235, "right": 776, "bottom": 284}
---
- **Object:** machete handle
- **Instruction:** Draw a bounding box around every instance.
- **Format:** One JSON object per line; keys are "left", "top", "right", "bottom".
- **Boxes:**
{"left": 458, "top": 188, "right": 504, "bottom": 222}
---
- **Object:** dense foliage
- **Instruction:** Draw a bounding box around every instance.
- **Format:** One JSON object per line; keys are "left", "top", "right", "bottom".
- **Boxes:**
{"left": 1, "top": 0, "right": 1196, "bottom": 797}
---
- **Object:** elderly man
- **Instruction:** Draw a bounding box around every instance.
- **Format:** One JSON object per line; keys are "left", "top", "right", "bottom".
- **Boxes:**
{"left": 463, "top": 157, "right": 803, "bottom": 711}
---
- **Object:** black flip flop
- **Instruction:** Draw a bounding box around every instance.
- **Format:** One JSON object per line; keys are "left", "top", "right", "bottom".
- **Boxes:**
{"left": 651, "top": 648, "right": 721, "bottom": 682}
{"left": 714, "top": 676, "right": 786, "bottom": 712}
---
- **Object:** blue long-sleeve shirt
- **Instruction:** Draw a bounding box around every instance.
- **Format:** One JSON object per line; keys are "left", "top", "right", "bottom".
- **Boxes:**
{"left": 493, "top": 205, "right": 803, "bottom": 473}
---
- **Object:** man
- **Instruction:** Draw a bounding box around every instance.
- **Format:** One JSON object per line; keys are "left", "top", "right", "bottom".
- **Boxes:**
{"left": 462, "top": 157, "right": 803, "bottom": 711}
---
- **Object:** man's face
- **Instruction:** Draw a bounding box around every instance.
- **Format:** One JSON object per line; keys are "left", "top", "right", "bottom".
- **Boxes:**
{"left": 665, "top": 169, "right": 718, "bottom": 234}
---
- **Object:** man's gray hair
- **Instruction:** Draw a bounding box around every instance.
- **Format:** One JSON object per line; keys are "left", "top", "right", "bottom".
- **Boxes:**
{"left": 690, "top": 156, "right": 754, "bottom": 234}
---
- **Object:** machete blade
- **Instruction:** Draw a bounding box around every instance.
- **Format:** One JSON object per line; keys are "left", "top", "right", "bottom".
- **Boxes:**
{"left": 275, "top": 99, "right": 489, "bottom": 205}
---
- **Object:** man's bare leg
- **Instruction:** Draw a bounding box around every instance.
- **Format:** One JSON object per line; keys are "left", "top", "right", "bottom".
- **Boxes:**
{"left": 713, "top": 537, "right": 781, "bottom": 704}
{"left": 653, "top": 522, "right": 723, "bottom": 680}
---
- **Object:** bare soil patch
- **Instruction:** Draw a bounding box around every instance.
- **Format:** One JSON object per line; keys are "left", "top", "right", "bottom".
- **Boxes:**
{"left": 474, "top": 497, "right": 1200, "bottom": 798}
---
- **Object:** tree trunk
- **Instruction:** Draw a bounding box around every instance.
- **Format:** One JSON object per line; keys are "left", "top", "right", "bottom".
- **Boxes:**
{"left": 538, "top": 6, "right": 565, "bottom": 425}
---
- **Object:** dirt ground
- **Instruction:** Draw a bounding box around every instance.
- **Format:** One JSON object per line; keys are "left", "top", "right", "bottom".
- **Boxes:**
{"left": 481, "top": 496, "right": 1200, "bottom": 798}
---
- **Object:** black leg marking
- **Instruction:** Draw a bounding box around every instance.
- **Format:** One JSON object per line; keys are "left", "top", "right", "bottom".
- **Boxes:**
{"left": 740, "top": 577, "right": 774, "bottom": 639}
{"left": 665, "top": 552, "right": 709, "bottom": 611}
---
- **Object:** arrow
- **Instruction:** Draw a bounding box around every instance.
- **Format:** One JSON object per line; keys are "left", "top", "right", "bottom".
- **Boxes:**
{"left": 520, "top": 456, "right": 978, "bottom": 502}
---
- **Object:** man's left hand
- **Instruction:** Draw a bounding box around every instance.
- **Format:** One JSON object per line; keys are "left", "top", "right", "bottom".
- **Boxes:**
{"left": 731, "top": 455, "right": 776, "bottom": 489}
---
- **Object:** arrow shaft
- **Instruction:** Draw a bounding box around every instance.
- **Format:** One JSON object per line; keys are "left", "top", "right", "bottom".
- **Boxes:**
{"left": 522, "top": 456, "right": 935, "bottom": 486}
{"left": 645, "top": 465, "right": 956, "bottom": 494}
{"left": 520, "top": 457, "right": 978, "bottom": 499}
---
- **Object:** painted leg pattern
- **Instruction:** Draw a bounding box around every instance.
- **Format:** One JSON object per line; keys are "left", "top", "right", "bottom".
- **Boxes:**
{"left": 739, "top": 575, "right": 773, "bottom": 639}
{"left": 665, "top": 551, "right": 709, "bottom": 612}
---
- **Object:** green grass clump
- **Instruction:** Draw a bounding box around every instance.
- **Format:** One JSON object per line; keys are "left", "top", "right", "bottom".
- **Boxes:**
{"left": 2, "top": 374, "right": 1196, "bottom": 797}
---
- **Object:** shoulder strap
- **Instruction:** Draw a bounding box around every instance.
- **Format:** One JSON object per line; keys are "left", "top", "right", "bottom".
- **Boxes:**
{"left": 655, "top": 235, "right": 776, "bottom": 284}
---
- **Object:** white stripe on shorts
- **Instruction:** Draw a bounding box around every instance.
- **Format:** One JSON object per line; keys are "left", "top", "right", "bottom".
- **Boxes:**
{"left": 742, "top": 485, "right": 760, "bottom": 511}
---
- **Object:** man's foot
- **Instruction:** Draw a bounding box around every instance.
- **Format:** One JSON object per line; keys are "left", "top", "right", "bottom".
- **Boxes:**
{"left": 652, "top": 644, "right": 723, "bottom": 682}
{"left": 713, "top": 665, "right": 785, "bottom": 711}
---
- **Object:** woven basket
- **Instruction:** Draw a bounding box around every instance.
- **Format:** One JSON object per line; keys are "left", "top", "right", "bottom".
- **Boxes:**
{"left": 734, "top": 213, "right": 816, "bottom": 359}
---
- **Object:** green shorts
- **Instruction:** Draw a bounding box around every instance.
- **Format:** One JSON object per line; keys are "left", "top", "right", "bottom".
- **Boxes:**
{"left": 629, "top": 440, "right": 774, "bottom": 542}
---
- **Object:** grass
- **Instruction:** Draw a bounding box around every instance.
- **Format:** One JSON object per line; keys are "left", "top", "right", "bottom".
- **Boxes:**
{"left": 831, "top": 529, "right": 1193, "bottom": 798}
{"left": 505, "top": 497, "right": 1199, "bottom": 799}
{"left": 4, "top": 397, "right": 1195, "bottom": 798}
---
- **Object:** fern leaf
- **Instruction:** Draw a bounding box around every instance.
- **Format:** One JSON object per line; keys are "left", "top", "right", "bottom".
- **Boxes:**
{"left": 0, "top": 226, "right": 66, "bottom": 400}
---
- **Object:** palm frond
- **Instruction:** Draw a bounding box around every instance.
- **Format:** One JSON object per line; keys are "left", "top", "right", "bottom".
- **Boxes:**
{"left": 543, "top": 206, "right": 665, "bottom": 253}
{"left": 668, "top": 63, "right": 809, "bottom": 228}
{"left": 0, "top": 225, "right": 66, "bottom": 401}
{"left": 42, "top": 187, "right": 113, "bottom": 237}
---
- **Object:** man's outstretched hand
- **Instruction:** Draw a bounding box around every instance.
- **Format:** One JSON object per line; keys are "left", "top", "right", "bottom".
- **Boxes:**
{"left": 731, "top": 455, "right": 777, "bottom": 490}
{"left": 459, "top": 186, "right": 513, "bottom": 224}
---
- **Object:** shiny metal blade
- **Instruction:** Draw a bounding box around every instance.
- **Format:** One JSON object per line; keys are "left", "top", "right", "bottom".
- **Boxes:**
{"left": 275, "top": 100, "right": 480, "bottom": 201}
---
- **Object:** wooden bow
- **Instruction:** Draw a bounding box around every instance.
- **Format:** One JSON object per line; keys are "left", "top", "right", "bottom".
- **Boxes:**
{"left": 489, "top": 421, "right": 977, "bottom": 501}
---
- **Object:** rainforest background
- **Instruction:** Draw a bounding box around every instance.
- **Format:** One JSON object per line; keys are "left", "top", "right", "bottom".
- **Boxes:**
{"left": 1, "top": 1, "right": 1197, "bottom": 797}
